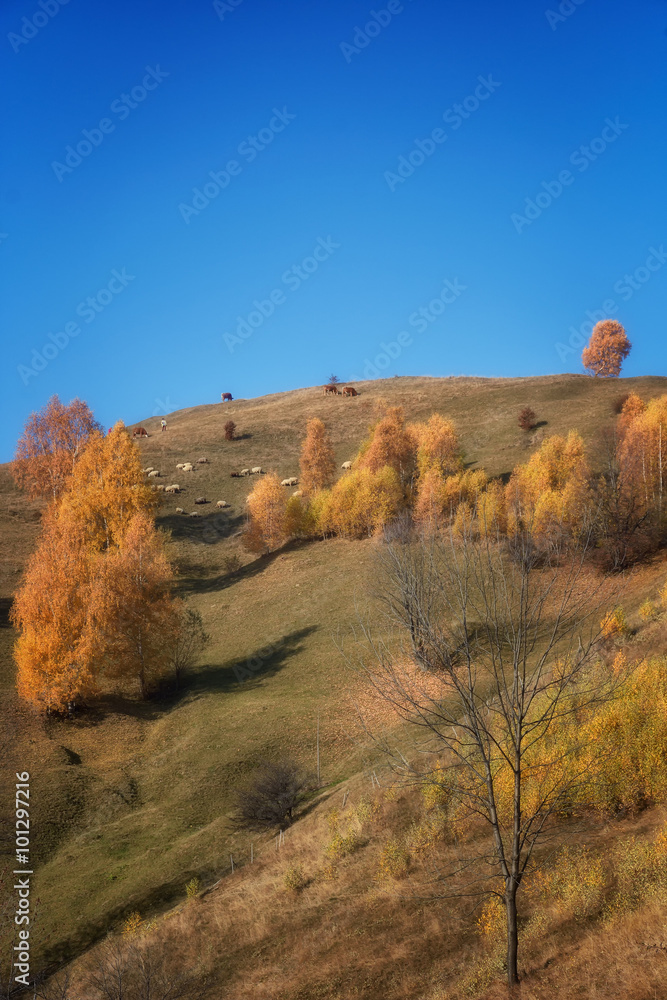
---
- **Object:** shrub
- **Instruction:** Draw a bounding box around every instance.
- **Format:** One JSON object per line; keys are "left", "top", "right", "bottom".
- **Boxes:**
{"left": 639, "top": 599, "right": 658, "bottom": 622}
{"left": 185, "top": 876, "right": 201, "bottom": 900}
{"left": 518, "top": 406, "right": 537, "bottom": 432}
{"left": 376, "top": 839, "right": 409, "bottom": 881}
{"left": 325, "top": 829, "right": 361, "bottom": 862}
{"left": 234, "top": 760, "right": 314, "bottom": 831}
{"left": 121, "top": 911, "right": 143, "bottom": 936}
{"left": 283, "top": 863, "right": 308, "bottom": 893}
{"left": 600, "top": 606, "right": 629, "bottom": 639}
{"left": 223, "top": 553, "right": 242, "bottom": 574}
{"left": 530, "top": 846, "right": 606, "bottom": 919}
{"left": 224, "top": 420, "right": 236, "bottom": 441}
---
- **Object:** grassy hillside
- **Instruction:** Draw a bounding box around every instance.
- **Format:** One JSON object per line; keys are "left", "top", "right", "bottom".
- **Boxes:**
{"left": 2, "top": 373, "right": 667, "bottom": 991}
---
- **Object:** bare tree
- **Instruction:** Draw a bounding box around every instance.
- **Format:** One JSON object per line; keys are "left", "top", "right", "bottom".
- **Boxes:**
{"left": 234, "top": 760, "right": 314, "bottom": 831}
{"left": 86, "top": 939, "right": 207, "bottom": 1000}
{"left": 356, "top": 518, "right": 620, "bottom": 987}
{"left": 168, "top": 606, "right": 209, "bottom": 689}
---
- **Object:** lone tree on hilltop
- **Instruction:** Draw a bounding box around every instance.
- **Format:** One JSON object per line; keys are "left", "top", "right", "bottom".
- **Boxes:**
{"left": 300, "top": 417, "right": 336, "bottom": 494}
{"left": 327, "top": 374, "right": 340, "bottom": 386}
{"left": 582, "top": 319, "right": 631, "bottom": 377}
{"left": 235, "top": 760, "right": 314, "bottom": 831}
{"left": 224, "top": 420, "right": 236, "bottom": 441}
{"left": 518, "top": 406, "right": 537, "bottom": 432}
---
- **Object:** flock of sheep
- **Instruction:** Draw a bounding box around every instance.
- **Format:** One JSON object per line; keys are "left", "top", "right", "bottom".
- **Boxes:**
{"left": 141, "top": 457, "right": 355, "bottom": 519}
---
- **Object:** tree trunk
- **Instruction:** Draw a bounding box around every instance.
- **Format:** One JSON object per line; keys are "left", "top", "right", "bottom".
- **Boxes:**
{"left": 505, "top": 885, "right": 519, "bottom": 987}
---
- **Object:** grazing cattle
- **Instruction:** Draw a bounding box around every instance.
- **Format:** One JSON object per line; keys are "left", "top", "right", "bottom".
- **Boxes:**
{"left": 323, "top": 384, "right": 339, "bottom": 396}
{"left": 251, "top": 466, "right": 264, "bottom": 475}
{"left": 222, "top": 393, "right": 233, "bottom": 402}
{"left": 230, "top": 472, "right": 241, "bottom": 478}
{"left": 341, "top": 461, "right": 352, "bottom": 470}
{"left": 216, "top": 500, "right": 229, "bottom": 508}
{"left": 133, "top": 427, "right": 148, "bottom": 437}
{"left": 342, "top": 386, "right": 358, "bottom": 397}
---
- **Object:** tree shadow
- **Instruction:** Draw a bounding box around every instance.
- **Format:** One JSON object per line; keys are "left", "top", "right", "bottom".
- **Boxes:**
{"left": 533, "top": 420, "right": 548, "bottom": 430}
{"left": 0, "top": 597, "right": 13, "bottom": 627}
{"left": 178, "top": 625, "right": 320, "bottom": 700}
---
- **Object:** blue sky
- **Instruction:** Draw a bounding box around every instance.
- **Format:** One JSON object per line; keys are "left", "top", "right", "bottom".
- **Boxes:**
{"left": 2, "top": 0, "right": 666, "bottom": 460}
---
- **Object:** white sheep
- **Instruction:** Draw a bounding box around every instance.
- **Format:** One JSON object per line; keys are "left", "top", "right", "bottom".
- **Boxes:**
{"left": 175, "top": 507, "right": 184, "bottom": 514}
{"left": 143, "top": 467, "right": 154, "bottom": 473}
{"left": 216, "top": 500, "right": 229, "bottom": 508}
{"left": 148, "top": 470, "right": 160, "bottom": 478}
{"left": 165, "top": 485, "right": 180, "bottom": 494}
{"left": 197, "top": 458, "right": 208, "bottom": 464}
{"left": 341, "top": 461, "right": 353, "bottom": 470}
{"left": 251, "top": 466, "right": 263, "bottom": 474}
{"left": 182, "top": 463, "right": 194, "bottom": 472}
{"left": 176, "top": 463, "right": 185, "bottom": 470}
{"left": 240, "top": 469, "right": 250, "bottom": 476}
{"left": 156, "top": 485, "right": 165, "bottom": 492}
{"left": 281, "top": 477, "right": 298, "bottom": 487}
{"left": 189, "top": 512, "right": 198, "bottom": 517}
{"left": 291, "top": 490, "right": 303, "bottom": 497}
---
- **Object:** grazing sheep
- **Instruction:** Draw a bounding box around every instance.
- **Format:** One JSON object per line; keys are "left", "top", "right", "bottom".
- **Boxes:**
{"left": 292, "top": 490, "right": 303, "bottom": 497}
{"left": 194, "top": 497, "right": 208, "bottom": 505}
{"left": 281, "top": 477, "right": 298, "bottom": 487}
{"left": 165, "top": 485, "right": 180, "bottom": 494}
{"left": 143, "top": 467, "right": 154, "bottom": 473}
{"left": 175, "top": 507, "right": 184, "bottom": 514}
{"left": 216, "top": 500, "right": 229, "bottom": 508}
{"left": 189, "top": 512, "right": 198, "bottom": 517}
{"left": 341, "top": 461, "right": 352, "bottom": 470}
{"left": 240, "top": 469, "right": 250, "bottom": 476}
{"left": 156, "top": 485, "right": 166, "bottom": 492}
{"left": 176, "top": 463, "right": 185, "bottom": 470}
{"left": 148, "top": 470, "right": 160, "bottom": 478}
{"left": 251, "top": 466, "right": 264, "bottom": 475}
{"left": 182, "top": 463, "right": 194, "bottom": 472}
{"left": 197, "top": 458, "right": 208, "bottom": 464}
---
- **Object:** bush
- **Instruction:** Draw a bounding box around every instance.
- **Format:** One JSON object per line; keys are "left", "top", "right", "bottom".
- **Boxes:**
{"left": 600, "top": 606, "right": 630, "bottom": 639}
{"left": 234, "top": 760, "right": 314, "bottom": 831}
{"left": 376, "top": 839, "right": 409, "bottom": 881}
{"left": 185, "top": 876, "right": 200, "bottom": 900}
{"left": 639, "top": 599, "right": 658, "bottom": 622}
{"left": 223, "top": 553, "right": 242, "bottom": 574}
{"left": 518, "top": 406, "right": 537, "bottom": 432}
{"left": 283, "top": 863, "right": 308, "bottom": 893}
{"left": 224, "top": 420, "right": 236, "bottom": 441}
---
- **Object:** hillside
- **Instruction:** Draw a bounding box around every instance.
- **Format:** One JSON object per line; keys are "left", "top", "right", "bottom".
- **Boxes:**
{"left": 2, "top": 373, "right": 667, "bottom": 996}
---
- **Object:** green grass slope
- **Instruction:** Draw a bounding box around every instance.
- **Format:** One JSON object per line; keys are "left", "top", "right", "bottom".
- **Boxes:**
{"left": 1, "top": 373, "right": 667, "bottom": 971}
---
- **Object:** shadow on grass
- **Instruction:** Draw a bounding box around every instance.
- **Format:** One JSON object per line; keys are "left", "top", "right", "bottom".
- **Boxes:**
{"left": 177, "top": 537, "right": 319, "bottom": 596}
{"left": 179, "top": 624, "right": 320, "bottom": 700}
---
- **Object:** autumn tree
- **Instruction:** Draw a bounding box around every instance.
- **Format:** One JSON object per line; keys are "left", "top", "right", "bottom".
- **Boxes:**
{"left": 83, "top": 512, "right": 177, "bottom": 698}
{"left": 318, "top": 466, "right": 403, "bottom": 539}
{"left": 582, "top": 320, "right": 631, "bottom": 377}
{"left": 518, "top": 407, "right": 536, "bottom": 432}
{"left": 244, "top": 473, "right": 288, "bottom": 553}
{"left": 357, "top": 406, "right": 417, "bottom": 485}
{"left": 60, "top": 422, "right": 156, "bottom": 551}
{"left": 299, "top": 417, "right": 336, "bottom": 495}
{"left": 411, "top": 413, "right": 462, "bottom": 478}
{"left": 616, "top": 393, "right": 667, "bottom": 531}
{"left": 11, "top": 508, "right": 95, "bottom": 712}
{"left": 224, "top": 420, "right": 236, "bottom": 441}
{"left": 12, "top": 395, "right": 102, "bottom": 500}
{"left": 168, "top": 605, "right": 209, "bottom": 689}
{"left": 617, "top": 391, "right": 646, "bottom": 437}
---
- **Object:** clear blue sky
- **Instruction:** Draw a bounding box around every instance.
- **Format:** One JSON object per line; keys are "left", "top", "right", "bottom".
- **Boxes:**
{"left": 2, "top": 0, "right": 666, "bottom": 461}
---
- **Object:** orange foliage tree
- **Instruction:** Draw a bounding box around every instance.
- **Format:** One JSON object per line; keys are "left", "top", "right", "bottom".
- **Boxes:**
{"left": 11, "top": 508, "right": 95, "bottom": 712}
{"left": 581, "top": 320, "right": 631, "bottom": 378}
{"left": 411, "top": 413, "right": 463, "bottom": 478}
{"left": 12, "top": 395, "right": 102, "bottom": 500}
{"left": 244, "top": 473, "right": 288, "bottom": 553}
{"left": 60, "top": 422, "right": 156, "bottom": 551}
{"left": 617, "top": 394, "right": 667, "bottom": 523}
{"left": 318, "top": 466, "right": 403, "bottom": 539}
{"left": 299, "top": 417, "right": 336, "bottom": 495}
{"left": 357, "top": 406, "right": 417, "bottom": 485}
{"left": 506, "top": 432, "right": 590, "bottom": 540}
{"left": 83, "top": 512, "right": 177, "bottom": 698}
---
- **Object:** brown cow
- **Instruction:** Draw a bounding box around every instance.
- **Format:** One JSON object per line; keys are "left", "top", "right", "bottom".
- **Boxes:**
{"left": 222, "top": 392, "right": 233, "bottom": 402}
{"left": 342, "top": 386, "right": 358, "bottom": 397}
{"left": 133, "top": 427, "right": 148, "bottom": 437}
{"left": 323, "top": 384, "right": 339, "bottom": 395}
